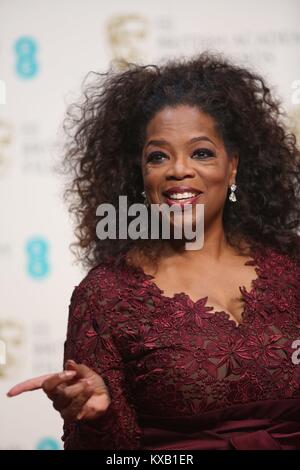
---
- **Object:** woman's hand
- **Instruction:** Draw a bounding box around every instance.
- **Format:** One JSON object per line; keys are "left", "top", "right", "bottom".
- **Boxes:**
{"left": 6, "top": 360, "right": 111, "bottom": 422}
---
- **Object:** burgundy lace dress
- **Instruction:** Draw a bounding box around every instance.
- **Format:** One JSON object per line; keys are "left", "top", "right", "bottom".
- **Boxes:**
{"left": 62, "top": 244, "right": 300, "bottom": 450}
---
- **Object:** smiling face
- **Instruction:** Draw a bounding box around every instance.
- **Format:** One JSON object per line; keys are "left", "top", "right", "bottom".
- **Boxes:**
{"left": 141, "top": 105, "right": 238, "bottom": 234}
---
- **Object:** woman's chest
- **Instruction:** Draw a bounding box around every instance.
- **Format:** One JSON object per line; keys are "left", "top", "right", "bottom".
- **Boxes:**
{"left": 115, "top": 308, "right": 300, "bottom": 416}
{"left": 147, "top": 261, "right": 259, "bottom": 326}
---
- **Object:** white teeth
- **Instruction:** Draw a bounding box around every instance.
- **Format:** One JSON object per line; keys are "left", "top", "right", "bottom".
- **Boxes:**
{"left": 167, "top": 192, "right": 198, "bottom": 200}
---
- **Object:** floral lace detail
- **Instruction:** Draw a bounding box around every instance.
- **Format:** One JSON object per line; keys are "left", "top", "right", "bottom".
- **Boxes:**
{"left": 62, "top": 244, "right": 300, "bottom": 449}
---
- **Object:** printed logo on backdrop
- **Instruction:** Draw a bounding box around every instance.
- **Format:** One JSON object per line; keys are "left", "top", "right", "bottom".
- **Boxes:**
{"left": 104, "top": 14, "right": 300, "bottom": 72}
{"left": 35, "top": 437, "right": 61, "bottom": 450}
{"left": 25, "top": 236, "right": 50, "bottom": 279}
{"left": 291, "top": 80, "right": 300, "bottom": 105}
{"left": 106, "top": 14, "right": 149, "bottom": 69}
{"left": 288, "top": 105, "right": 300, "bottom": 145}
{"left": 20, "top": 122, "right": 58, "bottom": 174}
{"left": 0, "top": 120, "right": 57, "bottom": 177}
{"left": 0, "top": 319, "right": 25, "bottom": 379}
{"left": 0, "top": 120, "right": 13, "bottom": 178}
{"left": 0, "top": 320, "right": 64, "bottom": 379}
{"left": 0, "top": 339, "right": 6, "bottom": 365}
{"left": 0, "top": 80, "right": 6, "bottom": 104}
{"left": 14, "top": 36, "right": 39, "bottom": 80}
{"left": 0, "top": 119, "right": 57, "bottom": 177}
{"left": 31, "top": 322, "right": 64, "bottom": 375}
{"left": 0, "top": 241, "right": 12, "bottom": 268}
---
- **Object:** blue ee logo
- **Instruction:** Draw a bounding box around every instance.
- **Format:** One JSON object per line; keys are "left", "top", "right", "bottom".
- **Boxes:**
{"left": 14, "top": 36, "right": 39, "bottom": 79}
{"left": 36, "top": 437, "right": 61, "bottom": 450}
{"left": 25, "top": 236, "right": 50, "bottom": 279}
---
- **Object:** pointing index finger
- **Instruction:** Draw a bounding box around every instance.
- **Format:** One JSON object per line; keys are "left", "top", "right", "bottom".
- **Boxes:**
{"left": 6, "top": 371, "right": 76, "bottom": 397}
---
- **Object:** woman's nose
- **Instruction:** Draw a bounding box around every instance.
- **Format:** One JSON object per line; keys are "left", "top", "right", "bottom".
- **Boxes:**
{"left": 165, "top": 157, "right": 196, "bottom": 180}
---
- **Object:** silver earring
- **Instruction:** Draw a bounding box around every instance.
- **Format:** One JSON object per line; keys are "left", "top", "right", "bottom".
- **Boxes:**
{"left": 141, "top": 190, "right": 149, "bottom": 207}
{"left": 229, "top": 183, "right": 237, "bottom": 202}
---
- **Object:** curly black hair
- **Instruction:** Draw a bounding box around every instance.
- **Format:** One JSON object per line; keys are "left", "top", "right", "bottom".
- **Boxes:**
{"left": 62, "top": 52, "right": 300, "bottom": 269}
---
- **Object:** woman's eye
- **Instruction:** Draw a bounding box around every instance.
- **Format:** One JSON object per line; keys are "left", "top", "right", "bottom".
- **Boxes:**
{"left": 146, "top": 152, "right": 167, "bottom": 163}
{"left": 192, "top": 148, "right": 215, "bottom": 159}
{"left": 146, "top": 148, "right": 215, "bottom": 163}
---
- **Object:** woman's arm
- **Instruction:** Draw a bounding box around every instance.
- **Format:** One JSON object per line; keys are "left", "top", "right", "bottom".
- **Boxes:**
{"left": 62, "top": 284, "right": 142, "bottom": 450}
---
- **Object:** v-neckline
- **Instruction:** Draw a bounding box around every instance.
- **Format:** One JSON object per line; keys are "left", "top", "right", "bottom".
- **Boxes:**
{"left": 119, "top": 244, "right": 264, "bottom": 329}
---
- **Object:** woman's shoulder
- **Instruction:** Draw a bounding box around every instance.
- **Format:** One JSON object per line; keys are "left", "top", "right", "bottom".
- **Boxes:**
{"left": 255, "top": 237, "right": 300, "bottom": 275}
{"left": 71, "top": 251, "right": 132, "bottom": 297}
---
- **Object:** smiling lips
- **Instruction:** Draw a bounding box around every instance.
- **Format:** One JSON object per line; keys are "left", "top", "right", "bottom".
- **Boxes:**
{"left": 162, "top": 186, "right": 203, "bottom": 206}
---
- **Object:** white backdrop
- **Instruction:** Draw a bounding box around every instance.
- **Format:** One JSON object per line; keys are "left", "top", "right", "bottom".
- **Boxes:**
{"left": 0, "top": 0, "right": 299, "bottom": 450}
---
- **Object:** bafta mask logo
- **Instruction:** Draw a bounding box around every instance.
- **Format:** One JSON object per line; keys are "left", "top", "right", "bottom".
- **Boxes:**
{"left": 0, "top": 119, "right": 13, "bottom": 177}
{"left": 0, "top": 319, "right": 25, "bottom": 378}
{"left": 106, "top": 14, "right": 149, "bottom": 70}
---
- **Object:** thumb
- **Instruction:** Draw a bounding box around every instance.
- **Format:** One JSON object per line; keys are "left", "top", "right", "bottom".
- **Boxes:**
{"left": 65, "top": 360, "right": 94, "bottom": 379}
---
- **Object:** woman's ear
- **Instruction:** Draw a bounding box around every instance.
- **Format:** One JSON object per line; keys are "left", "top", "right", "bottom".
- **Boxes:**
{"left": 229, "top": 154, "right": 239, "bottom": 184}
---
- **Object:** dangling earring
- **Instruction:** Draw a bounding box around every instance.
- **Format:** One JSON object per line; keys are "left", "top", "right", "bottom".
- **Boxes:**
{"left": 229, "top": 183, "right": 237, "bottom": 202}
{"left": 141, "top": 190, "right": 149, "bottom": 207}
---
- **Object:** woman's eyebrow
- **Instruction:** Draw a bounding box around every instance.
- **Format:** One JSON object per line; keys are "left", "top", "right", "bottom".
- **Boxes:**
{"left": 145, "top": 139, "right": 170, "bottom": 148}
{"left": 189, "top": 136, "right": 215, "bottom": 145}
{"left": 145, "top": 135, "right": 215, "bottom": 148}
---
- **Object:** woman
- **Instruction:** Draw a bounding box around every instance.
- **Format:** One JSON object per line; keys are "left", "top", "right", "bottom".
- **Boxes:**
{"left": 7, "top": 52, "right": 300, "bottom": 450}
